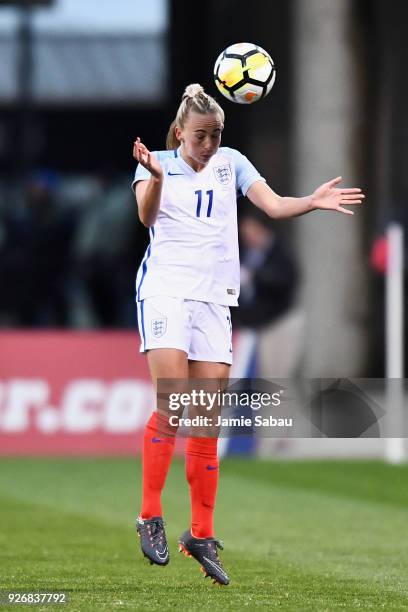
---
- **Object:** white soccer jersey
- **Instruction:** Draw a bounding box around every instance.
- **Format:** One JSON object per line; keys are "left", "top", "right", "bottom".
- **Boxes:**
{"left": 132, "top": 146, "right": 265, "bottom": 307}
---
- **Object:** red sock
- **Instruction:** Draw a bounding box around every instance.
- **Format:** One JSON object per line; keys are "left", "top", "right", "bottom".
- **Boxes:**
{"left": 185, "top": 437, "right": 219, "bottom": 538}
{"left": 140, "top": 411, "right": 176, "bottom": 519}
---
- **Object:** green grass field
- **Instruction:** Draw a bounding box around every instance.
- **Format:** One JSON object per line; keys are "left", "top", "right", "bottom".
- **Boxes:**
{"left": 1, "top": 457, "right": 408, "bottom": 611}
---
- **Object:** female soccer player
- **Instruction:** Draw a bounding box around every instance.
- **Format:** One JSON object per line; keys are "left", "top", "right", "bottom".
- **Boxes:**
{"left": 132, "top": 84, "right": 365, "bottom": 585}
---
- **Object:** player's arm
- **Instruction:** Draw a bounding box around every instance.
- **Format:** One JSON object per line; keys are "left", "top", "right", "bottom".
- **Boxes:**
{"left": 246, "top": 177, "right": 365, "bottom": 220}
{"left": 133, "top": 137, "right": 163, "bottom": 227}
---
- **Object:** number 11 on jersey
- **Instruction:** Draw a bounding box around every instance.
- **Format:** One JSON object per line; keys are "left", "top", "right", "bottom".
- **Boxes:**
{"left": 195, "top": 189, "right": 214, "bottom": 218}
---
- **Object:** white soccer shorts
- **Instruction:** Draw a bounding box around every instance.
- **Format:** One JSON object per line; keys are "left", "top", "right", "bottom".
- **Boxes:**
{"left": 136, "top": 296, "right": 233, "bottom": 364}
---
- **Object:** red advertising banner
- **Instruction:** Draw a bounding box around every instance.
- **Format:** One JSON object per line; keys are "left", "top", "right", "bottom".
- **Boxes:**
{"left": 0, "top": 332, "right": 155, "bottom": 455}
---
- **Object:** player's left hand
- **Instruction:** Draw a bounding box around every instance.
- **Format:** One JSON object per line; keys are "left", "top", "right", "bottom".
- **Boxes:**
{"left": 311, "top": 177, "right": 365, "bottom": 215}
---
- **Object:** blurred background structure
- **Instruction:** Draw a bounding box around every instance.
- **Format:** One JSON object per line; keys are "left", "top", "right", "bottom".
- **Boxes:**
{"left": 0, "top": 0, "right": 406, "bottom": 458}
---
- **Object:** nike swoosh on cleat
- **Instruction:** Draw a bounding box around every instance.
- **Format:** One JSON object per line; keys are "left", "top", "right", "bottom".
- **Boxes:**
{"left": 206, "top": 465, "right": 218, "bottom": 470}
{"left": 167, "top": 171, "right": 184, "bottom": 176}
{"left": 202, "top": 556, "right": 228, "bottom": 581}
{"left": 156, "top": 546, "right": 169, "bottom": 560}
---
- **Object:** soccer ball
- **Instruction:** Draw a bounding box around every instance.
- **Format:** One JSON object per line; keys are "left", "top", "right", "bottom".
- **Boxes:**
{"left": 213, "top": 42, "right": 276, "bottom": 104}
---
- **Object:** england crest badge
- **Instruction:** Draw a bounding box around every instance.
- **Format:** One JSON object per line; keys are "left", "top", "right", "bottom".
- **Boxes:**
{"left": 151, "top": 316, "right": 167, "bottom": 338}
{"left": 213, "top": 163, "right": 232, "bottom": 185}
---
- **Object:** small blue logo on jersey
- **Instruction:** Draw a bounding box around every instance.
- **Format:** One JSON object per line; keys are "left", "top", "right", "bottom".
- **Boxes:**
{"left": 151, "top": 316, "right": 167, "bottom": 338}
{"left": 213, "top": 163, "right": 232, "bottom": 185}
{"left": 167, "top": 170, "right": 184, "bottom": 176}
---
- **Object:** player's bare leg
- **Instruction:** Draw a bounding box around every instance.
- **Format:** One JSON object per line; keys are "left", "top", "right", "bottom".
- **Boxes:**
{"left": 188, "top": 361, "right": 230, "bottom": 380}
{"left": 148, "top": 348, "right": 189, "bottom": 387}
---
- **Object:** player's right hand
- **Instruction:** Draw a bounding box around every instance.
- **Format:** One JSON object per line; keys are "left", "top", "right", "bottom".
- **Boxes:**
{"left": 133, "top": 137, "right": 163, "bottom": 180}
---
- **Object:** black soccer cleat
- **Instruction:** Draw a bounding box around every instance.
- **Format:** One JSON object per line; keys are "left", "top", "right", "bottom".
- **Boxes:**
{"left": 136, "top": 516, "right": 169, "bottom": 566}
{"left": 178, "top": 529, "right": 230, "bottom": 585}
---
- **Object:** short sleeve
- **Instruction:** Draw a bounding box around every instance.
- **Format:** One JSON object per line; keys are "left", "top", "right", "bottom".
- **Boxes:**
{"left": 228, "top": 148, "right": 266, "bottom": 197}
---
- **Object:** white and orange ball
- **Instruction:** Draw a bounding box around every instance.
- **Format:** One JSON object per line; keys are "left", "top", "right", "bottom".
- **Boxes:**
{"left": 213, "top": 42, "right": 276, "bottom": 104}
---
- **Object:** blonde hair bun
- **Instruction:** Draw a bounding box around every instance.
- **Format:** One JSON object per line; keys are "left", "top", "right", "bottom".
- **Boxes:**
{"left": 183, "top": 83, "right": 205, "bottom": 100}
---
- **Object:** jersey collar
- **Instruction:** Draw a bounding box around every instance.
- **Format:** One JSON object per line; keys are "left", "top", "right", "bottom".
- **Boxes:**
{"left": 177, "top": 147, "right": 217, "bottom": 175}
